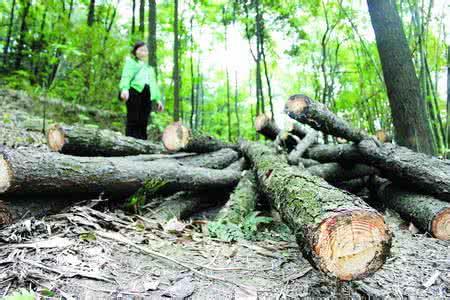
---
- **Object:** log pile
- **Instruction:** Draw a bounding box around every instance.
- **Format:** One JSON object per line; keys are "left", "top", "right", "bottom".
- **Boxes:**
{"left": 2, "top": 93, "right": 450, "bottom": 283}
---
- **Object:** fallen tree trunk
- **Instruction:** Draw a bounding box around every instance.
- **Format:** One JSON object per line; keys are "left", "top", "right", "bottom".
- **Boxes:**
{"left": 240, "top": 141, "right": 391, "bottom": 280}
{"left": 216, "top": 170, "right": 259, "bottom": 224}
{"left": 307, "top": 163, "right": 379, "bottom": 182}
{"left": 162, "top": 122, "right": 238, "bottom": 153}
{"left": 304, "top": 144, "right": 363, "bottom": 163}
{"left": 174, "top": 148, "right": 239, "bottom": 169}
{"left": 358, "top": 139, "right": 450, "bottom": 201}
{"left": 144, "top": 191, "right": 229, "bottom": 223}
{"left": 285, "top": 94, "right": 370, "bottom": 143}
{"left": 47, "top": 124, "right": 164, "bottom": 156}
{"left": 0, "top": 146, "right": 241, "bottom": 199}
{"left": 369, "top": 177, "right": 450, "bottom": 240}
{"left": 298, "top": 158, "right": 320, "bottom": 168}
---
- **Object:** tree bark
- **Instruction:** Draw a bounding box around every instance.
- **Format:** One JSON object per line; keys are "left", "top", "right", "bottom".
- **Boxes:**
{"left": 162, "top": 122, "right": 238, "bottom": 153}
{"left": 132, "top": 0, "right": 136, "bottom": 34}
{"left": 240, "top": 141, "right": 391, "bottom": 280}
{"left": 173, "top": 148, "right": 239, "bottom": 169}
{"left": 369, "top": 176, "right": 450, "bottom": 240}
{"left": 367, "top": 0, "right": 436, "bottom": 155}
{"left": 216, "top": 170, "right": 258, "bottom": 224}
{"left": 0, "top": 146, "right": 241, "bottom": 199}
{"left": 47, "top": 124, "right": 164, "bottom": 156}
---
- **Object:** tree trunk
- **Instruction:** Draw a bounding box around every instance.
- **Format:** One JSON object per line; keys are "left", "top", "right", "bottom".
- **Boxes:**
{"left": 139, "top": 0, "right": 145, "bottom": 37}
{"left": 307, "top": 162, "right": 379, "bottom": 183}
{"left": 0, "top": 146, "right": 241, "bottom": 199}
{"left": 358, "top": 139, "right": 450, "bottom": 202}
{"left": 148, "top": 0, "right": 157, "bottom": 70}
{"left": 234, "top": 71, "right": 241, "bottom": 138}
{"left": 173, "top": 148, "right": 239, "bottom": 169}
{"left": 216, "top": 170, "right": 258, "bottom": 224}
{"left": 173, "top": 0, "right": 180, "bottom": 121}
{"left": 447, "top": 45, "right": 450, "bottom": 157}
{"left": 87, "top": 0, "right": 95, "bottom": 26}
{"left": 132, "top": 0, "right": 136, "bottom": 34}
{"left": 144, "top": 191, "right": 228, "bottom": 223}
{"left": 304, "top": 144, "right": 364, "bottom": 163}
{"left": 369, "top": 177, "right": 450, "bottom": 240}
{"left": 285, "top": 94, "right": 369, "bottom": 143}
{"left": 240, "top": 141, "right": 391, "bottom": 280}
{"left": 367, "top": 0, "right": 436, "bottom": 155}
{"left": 14, "top": 0, "right": 32, "bottom": 70}
{"left": 2, "top": 0, "right": 17, "bottom": 68}
{"left": 162, "top": 122, "right": 238, "bottom": 153}
{"left": 47, "top": 124, "right": 164, "bottom": 156}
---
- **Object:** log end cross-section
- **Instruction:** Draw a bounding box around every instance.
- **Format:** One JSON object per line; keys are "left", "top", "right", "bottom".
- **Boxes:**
{"left": 47, "top": 124, "right": 66, "bottom": 152}
{"left": 313, "top": 210, "right": 390, "bottom": 280}
{"left": 431, "top": 208, "right": 450, "bottom": 240}
{"left": 0, "top": 155, "right": 11, "bottom": 193}
{"left": 162, "top": 122, "right": 191, "bottom": 152}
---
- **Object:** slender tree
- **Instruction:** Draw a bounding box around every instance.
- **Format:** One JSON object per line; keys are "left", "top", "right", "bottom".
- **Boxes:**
{"left": 14, "top": 0, "right": 32, "bottom": 70}
{"left": 148, "top": 0, "right": 157, "bottom": 70}
{"left": 3, "top": 0, "right": 17, "bottom": 68}
{"left": 132, "top": 0, "right": 136, "bottom": 34}
{"left": 173, "top": 0, "right": 180, "bottom": 121}
{"left": 139, "top": 0, "right": 145, "bottom": 37}
{"left": 367, "top": 0, "right": 436, "bottom": 155}
{"left": 87, "top": 0, "right": 95, "bottom": 26}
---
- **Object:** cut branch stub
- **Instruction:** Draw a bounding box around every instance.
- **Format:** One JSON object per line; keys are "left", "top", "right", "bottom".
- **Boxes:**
{"left": 162, "top": 122, "right": 237, "bottom": 153}
{"left": 285, "top": 94, "right": 369, "bottom": 143}
{"left": 241, "top": 141, "right": 391, "bottom": 280}
{"left": 255, "top": 113, "right": 280, "bottom": 140}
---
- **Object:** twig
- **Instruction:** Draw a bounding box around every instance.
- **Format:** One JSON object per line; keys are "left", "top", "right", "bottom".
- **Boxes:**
{"left": 95, "top": 230, "right": 249, "bottom": 289}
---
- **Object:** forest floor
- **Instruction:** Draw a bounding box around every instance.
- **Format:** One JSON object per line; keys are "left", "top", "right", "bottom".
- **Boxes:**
{"left": 0, "top": 202, "right": 449, "bottom": 299}
{"left": 0, "top": 89, "right": 449, "bottom": 299}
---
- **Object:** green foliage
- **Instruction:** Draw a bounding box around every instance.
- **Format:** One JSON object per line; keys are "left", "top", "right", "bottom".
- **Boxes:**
{"left": 127, "top": 178, "right": 168, "bottom": 212}
{"left": 208, "top": 211, "right": 273, "bottom": 242}
{"left": 79, "top": 231, "right": 97, "bottom": 241}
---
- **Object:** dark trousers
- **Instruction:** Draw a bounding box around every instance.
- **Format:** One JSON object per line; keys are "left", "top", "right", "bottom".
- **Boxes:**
{"left": 126, "top": 85, "right": 151, "bottom": 140}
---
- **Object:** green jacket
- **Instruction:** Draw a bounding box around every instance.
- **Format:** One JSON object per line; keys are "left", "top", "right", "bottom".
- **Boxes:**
{"left": 119, "top": 56, "right": 161, "bottom": 102}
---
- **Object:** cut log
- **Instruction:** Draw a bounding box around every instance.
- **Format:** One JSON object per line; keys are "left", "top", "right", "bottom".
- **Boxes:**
{"left": 216, "top": 170, "right": 259, "bottom": 223}
{"left": 285, "top": 94, "right": 370, "bottom": 143}
{"left": 47, "top": 124, "right": 164, "bottom": 156}
{"left": 358, "top": 139, "right": 450, "bottom": 201}
{"left": 240, "top": 141, "right": 391, "bottom": 280}
{"left": 0, "top": 146, "right": 241, "bottom": 199}
{"left": 332, "top": 178, "right": 369, "bottom": 194}
{"left": 174, "top": 148, "right": 239, "bottom": 169}
{"left": 144, "top": 191, "right": 229, "bottom": 223}
{"left": 162, "top": 122, "right": 238, "bottom": 153}
{"left": 298, "top": 158, "right": 320, "bottom": 168}
{"left": 255, "top": 114, "right": 306, "bottom": 151}
{"left": 307, "top": 163, "right": 379, "bottom": 182}
{"left": 369, "top": 177, "right": 450, "bottom": 240}
{"left": 304, "top": 144, "right": 363, "bottom": 163}
{"left": 288, "top": 126, "right": 318, "bottom": 165}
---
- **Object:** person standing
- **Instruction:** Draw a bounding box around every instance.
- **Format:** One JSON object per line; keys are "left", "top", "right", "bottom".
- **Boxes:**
{"left": 119, "top": 41, "right": 164, "bottom": 140}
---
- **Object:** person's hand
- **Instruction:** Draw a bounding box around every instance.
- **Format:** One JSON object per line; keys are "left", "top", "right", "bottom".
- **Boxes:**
{"left": 120, "top": 90, "right": 129, "bottom": 102}
{"left": 156, "top": 101, "right": 164, "bottom": 112}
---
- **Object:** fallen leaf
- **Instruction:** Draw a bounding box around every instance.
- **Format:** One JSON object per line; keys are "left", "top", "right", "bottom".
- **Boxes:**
{"left": 162, "top": 276, "right": 194, "bottom": 299}
{"left": 164, "top": 218, "right": 187, "bottom": 234}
